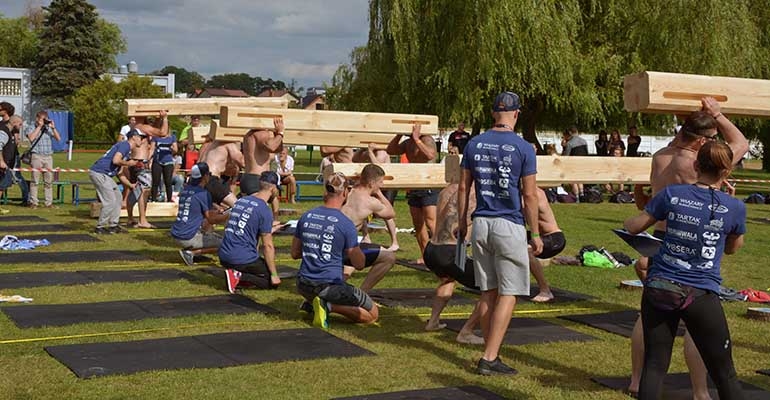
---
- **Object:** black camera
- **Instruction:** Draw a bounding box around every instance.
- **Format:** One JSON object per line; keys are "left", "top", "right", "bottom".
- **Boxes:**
{"left": 44, "top": 119, "right": 52, "bottom": 125}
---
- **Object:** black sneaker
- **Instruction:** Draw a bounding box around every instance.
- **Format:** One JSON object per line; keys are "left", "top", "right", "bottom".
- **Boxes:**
{"left": 476, "top": 357, "right": 518, "bottom": 376}
{"left": 110, "top": 225, "right": 129, "bottom": 234}
{"left": 94, "top": 227, "right": 113, "bottom": 235}
{"left": 299, "top": 300, "right": 314, "bottom": 315}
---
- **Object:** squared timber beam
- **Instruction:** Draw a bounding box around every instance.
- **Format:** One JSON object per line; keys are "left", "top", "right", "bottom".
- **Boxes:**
{"left": 624, "top": 71, "right": 770, "bottom": 117}
{"left": 120, "top": 202, "right": 179, "bottom": 218}
{"left": 210, "top": 120, "right": 395, "bottom": 147}
{"left": 123, "top": 97, "right": 288, "bottom": 117}
{"left": 219, "top": 106, "right": 439, "bottom": 135}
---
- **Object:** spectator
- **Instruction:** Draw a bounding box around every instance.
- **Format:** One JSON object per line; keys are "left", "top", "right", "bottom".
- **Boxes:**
{"left": 274, "top": 147, "right": 296, "bottom": 203}
{"left": 118, "top": 116, "right": 137, "bottom": 142}
{"left": 0, "top": 107, "right": 22, "bottom": 214}
{"left": 627, "top": 125, "right": 641, "bottom": 157}
{"left": 561, "top": 127, "right": 587, "bottom": 200}
{"left": 184, "top": 142, "right": 200, "bottom": 171}
{"left": 171, "top": 153, "right": 185, "bottom": 198}
{"left": 605, "top": 146, "right": 626, "bottom": 193}
{"left": 595, "top": 130, "right": 609, "bottom": 156}
{"left": 448, "top": 122, "right": 471, "bottom": 154}
{"left": 26, "top": 111, "right": 61, "bottom": 208}
{"left": 609, "top": 129, "right": 626, "bottom": 154}
{"left": 151, "top": 131, "right": 178, "bottom": 202}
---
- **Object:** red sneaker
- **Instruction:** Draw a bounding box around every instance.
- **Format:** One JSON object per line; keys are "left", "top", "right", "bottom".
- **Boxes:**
{"left": 225, "top": 269, "right": 241, "bottom": 294}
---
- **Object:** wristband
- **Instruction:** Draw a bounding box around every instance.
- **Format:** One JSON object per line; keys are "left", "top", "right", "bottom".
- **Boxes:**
{"left": 531, "top": 233, "right": 540, "bottom": 238}
{"left": 270, "top": 272, "right": 279, "bottom": 278}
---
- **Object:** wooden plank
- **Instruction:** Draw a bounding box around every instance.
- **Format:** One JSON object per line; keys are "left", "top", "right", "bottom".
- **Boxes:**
{"left": 219, "top": 106, "right": 439, "bottom": 135}
{"left": 210, "top": 120, "right": 396, "bottom": 147}
{"left": 119, "top": 202, "right": 179, "bottom": 218}
{"left": 624, "top": 71, "right": 770, "bottom": 117}
{"left": 123, "top": 98, "right": 288, "bottom": 117}
{"left": 327, "top": 156, "right": 652, "bottom": 189}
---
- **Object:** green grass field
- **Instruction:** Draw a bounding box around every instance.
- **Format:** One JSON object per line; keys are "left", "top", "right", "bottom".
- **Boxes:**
{"left": 1, "top": 152, "right": 769, "bottom": 399}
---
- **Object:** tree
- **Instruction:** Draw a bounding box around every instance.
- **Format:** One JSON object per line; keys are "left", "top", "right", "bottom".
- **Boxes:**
{"left": 206, "top": 73, "right": 258, "bottom": 95}
{"left": 32, "top": 0, "right": 125, "bottom": 108}
{"left": 70, "top": 74, "right": 167, "bottom": 143}
{"left": 0, "top": 14, "right": 39, "bottom": 68}
{"left": 151, "top": 65, "right": 205, "bottom": 95}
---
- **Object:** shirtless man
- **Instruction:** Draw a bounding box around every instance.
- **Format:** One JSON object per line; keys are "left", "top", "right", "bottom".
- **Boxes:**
{"left": 526, "top": 187, "right": 566, "bottom": 302}
{"left": 120, "top": 112, "right": 169, "bottom": 209}
{"left": 387, "top": 124, "right": 438, "bottom": 264}
{"left": 123, "top": 130, "right": 155, "bottom": 228}
{"left": 241, "top": 118, "right": 284, "bottom": 212}
{"left": 626, "top": 97, "right": 748, "bottom": 398}
{"left": 321, "top": 146, "right": 355, "bottom": 164}
{"left": 198, "top": 139, "right": 245, "bottom": 209}
{"left": 353, "top": 143, "right": 399, "bottom": 251}
{"left": 340, "top": 164, "right": 397, "bottom": 291}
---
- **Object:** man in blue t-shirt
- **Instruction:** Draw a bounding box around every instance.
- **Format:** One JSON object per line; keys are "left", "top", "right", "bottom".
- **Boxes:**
{"left": 457, "top": 91, "right": 543, "bottom": 376}
{"left": 88, "top": 130, "right": 147, "bottom": 234}
{"left": 218, "top": 171, "right": 282, "bottom": 293}
{"left": 292, "top": 172, "right": 378, "bottom": 330}
{"left": 171, "top": 162, "right": 228, "bottom": 266}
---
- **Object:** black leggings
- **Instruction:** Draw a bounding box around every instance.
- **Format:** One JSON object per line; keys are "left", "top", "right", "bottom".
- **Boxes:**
{"left": 151, "top": 162, "right": 175, "bottom": 202}
{"left": 639, "top": 290, "right": 743, "bottom": 400}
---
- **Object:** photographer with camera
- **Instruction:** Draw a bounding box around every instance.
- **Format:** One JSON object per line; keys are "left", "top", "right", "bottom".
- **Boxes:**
{"left": 25, "top": 111, "right": 61, "bottom": 208}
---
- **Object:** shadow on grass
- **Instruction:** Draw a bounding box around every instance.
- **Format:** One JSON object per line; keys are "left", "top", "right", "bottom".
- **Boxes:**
{"left": 425, "top": 371, "right": 532, "bottom": 399}
{"left": 734, "top": 339, "right": 770, "bottom": 354}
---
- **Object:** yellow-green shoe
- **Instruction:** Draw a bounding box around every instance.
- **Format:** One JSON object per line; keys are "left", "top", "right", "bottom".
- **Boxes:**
{"left": 312, "top": 296, "right": 329, "bottom": 330}
{"left": 0, "top": 208, "right": 10, "bottom": 215}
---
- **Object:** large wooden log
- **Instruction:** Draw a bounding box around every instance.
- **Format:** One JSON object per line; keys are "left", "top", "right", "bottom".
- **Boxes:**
{"left": 219, "top": 106, "right": 439, "bottom": 135}
{"left": 119, "top": 202, "right": 179, "bottom": 218}
{"left": 209, "top": 120, "right": 396, "bottom": 146}
{"left": 326, "top": 156, "right": 652, "bottom": 189}
{"left": 123, "top": 98, "right": 288, "bottom": 117}
{"left": 623, "top": 71, "right": 770, "bottom": 117}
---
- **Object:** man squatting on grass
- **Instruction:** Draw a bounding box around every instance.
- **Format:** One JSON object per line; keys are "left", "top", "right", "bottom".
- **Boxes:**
{"left": 458, "top": 91, "right": 542, "bottom": 376}
{"left": 292, "top": 172, "right": 378, "bottom": 330}
{"left": 626, "top": 98, "right": 748, "bottom": 399}
{"left": 219, "top": 171, "right": 283, "bottom": 293}
{"left": 171, "top": 162, "right": 229, "bottom": 266}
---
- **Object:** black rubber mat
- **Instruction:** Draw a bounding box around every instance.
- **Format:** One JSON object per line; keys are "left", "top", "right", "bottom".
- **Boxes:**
{"left": 197, "top": 265, "right": 298, "bottom": 280}
{"left": 460, "top": 285, "right": 594, "bottom": 303}
{"left": 18, "top": 234, "right": 101, "bottom": 243}
{"left": 759, "top": 369, "right": 770, "bottom": 376}
{"left": 2, "top": 294, "right": 278, "bottom": 328}
{"left": 560, "top": 310, "right": 685, "bottom": 338}
{"left": 273, "top": 225, "right": 296, "bottom": 236}
{"left": 0, "top": 269, "right": 191, "bottom": 289}
{"left": 333, "top": 386, "right": 506, "bottom": 400}
{"left": 592, "top": 373, "right": 770, "bottom": 400}
{"left": 395, "top": 258, "right": 430, "bottom": 272}
{"left": 4, "top": 224, "right": 70, "bottom": 233}
{"left": 0, "top": 250, "right": 150, "bottom": 264}
{"left": 368, "top": 288, "right": 475, "bottom": 308}
{"left": 46, "top": 328, "right": 374, "bottom": 378}
{"left": 444, "top": 317, "right": 595, "bottom": 345}
{"left": 0, "top": 215, "right": 47, "bottom": 222}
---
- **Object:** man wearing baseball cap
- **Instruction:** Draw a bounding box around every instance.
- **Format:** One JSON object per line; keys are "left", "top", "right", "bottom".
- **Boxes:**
{"left": 457, "top": 91, "right": 542, "bottom": 375}
{"left": 292, "top": 172, "right": 378, "bottom": 330}
{"left": 219, "top": 171, "right": 282, "bottom": 293}
{"left": 171, "top": 162, "right": 229, "bottom": 266}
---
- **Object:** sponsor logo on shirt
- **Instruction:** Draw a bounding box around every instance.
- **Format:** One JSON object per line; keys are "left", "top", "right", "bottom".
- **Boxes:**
{"left": 665, "top": 242, "right": 698, "bottom": 256}
{"left": 702, "top": 231, "right": 720, "bottom": 246}
{"left": 327, "top": 216, "right": 338, "bottom": 222}
{"left": 302, "top": 232, "right": 321, "bottom": 240}
{"left": 670, "top": 197, "right": 703, "bottom": 210}
{"left": 476, "top": 167, "right": 495, "bottom": 174}
{"left": 668, "top": 212, "right": 700, "bottom": 226}
{"left": 707, "top": 204, "right": 729, "bottom": 213}
{"left": 502, "top": 144, "right": 515, "bottom": 152}
{"left": 701, "top": 246, "right": 717, "bottom": 260}
{"left": 705, "top": 218, "right": 724, "bottom": 231}
{"left": 666, "top": 227, "right": 698, "bottom": 241}
{"left": 662, "top": 253, "right": 693, "bottom": 270}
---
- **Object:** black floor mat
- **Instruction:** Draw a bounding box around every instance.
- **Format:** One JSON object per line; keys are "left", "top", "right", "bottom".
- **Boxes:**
{"left": 560, "top": 310, "right": 685, "bottom": 338}
{"left": 368, "top": 288, "right": 475, "bottom": 308}
{"left": 592, "top": 373, "right": 770, "bottom": 400}
{"left": 197, "top": 265, "right": 298, "bottom": 280}
{"left": 444, "top": 317, "right": 596, "bottom": 345}
{"left": 45, "top": 328, "right": 374, "bottom": 378}
{"left": 17, "top": 234, "right": 101, "bottom": 243}
{"left": 460, "top": 285, "right": 594, "bottom": 303}
{"left": 0, "top": 250, "right": 151, "bottom": 264}
{"left": 395, "top": 258, "right": 430, "bottom": 272}
{"left": 759, "top": 369, "right": 770, "bottom": 377}
{"left": 0, "top": 268, "right": 191, "bottom": 289}
{"left": 0, "top": 216, "right": 48, "bottom": 222}
{"left": 2, "top": 294, "right": 278, "bottom": 328}
{"left": 273, "top": 226, "right": 296, "bottom": 236}
{"left": 333, "top": 386, "right": 506, "bottom": 400}
{"left": 4, "top": 224, "right": 71, "bottom": 233}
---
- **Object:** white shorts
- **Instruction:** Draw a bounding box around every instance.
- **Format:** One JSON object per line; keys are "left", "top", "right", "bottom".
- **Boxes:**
{"left": 472, "top": 217, "right": 530, "bottom": 295}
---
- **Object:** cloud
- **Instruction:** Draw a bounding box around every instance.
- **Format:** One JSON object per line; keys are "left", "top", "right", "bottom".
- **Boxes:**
{"left": 280, "top": 61, "right": 340, "bottom": 81}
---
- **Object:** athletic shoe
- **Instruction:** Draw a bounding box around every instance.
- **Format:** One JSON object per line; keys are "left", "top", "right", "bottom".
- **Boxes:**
{"left": 109, "top": 225, "right": 129, "bottom": 234}
{"left": 179, "top": 250, "right": 195, "bottom": 266}
{"left": 0, "top": 208, "right": 10, "bottom": 215}
{"left": 312, "top": 296, "right": 329, "bottom": 330}
{"left": 93, "top": 227, "right": 112, "bottom": 235}
{"left": 476, "top": 357, "right": 518, "bottom": 376}
{"left": 299, "top": 300, "right": 314, "bottom": 314}
{"left": 225, "top": 269, "right": 241, "bottom": 294}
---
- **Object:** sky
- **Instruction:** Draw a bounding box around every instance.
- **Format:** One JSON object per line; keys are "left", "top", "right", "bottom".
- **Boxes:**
{"left": 1, "top": 0, "right": 370, "bottom": 92}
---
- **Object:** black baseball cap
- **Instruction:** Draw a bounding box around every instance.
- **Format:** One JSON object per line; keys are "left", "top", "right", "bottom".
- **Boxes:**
{"left": 492, "top": 92, "right": 521, "bottom": 112}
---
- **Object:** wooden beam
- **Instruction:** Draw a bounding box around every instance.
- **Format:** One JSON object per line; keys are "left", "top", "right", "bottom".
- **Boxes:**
{"left": 327, "top": 156, "right": 652, "bottom": 189}
{"left": 210, "top": 120, "right": 397, "bottom": 147}
{"left": 624, "top": 71, "right": 770, "bottom": 117}
{"left": 219, "top": 106, "right": 439, "bottom": 135}
{"left": 444, "top": 154, "right": 462, "bottom": 184}
{"left": 119, "top": 202, "right": 179, "bottom": 218}
{"left": 123, "top": 97, "right": 288, "bottom": 117}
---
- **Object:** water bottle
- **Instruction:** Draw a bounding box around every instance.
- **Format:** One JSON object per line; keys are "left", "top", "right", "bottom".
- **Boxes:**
{"left": 600, "top": 247, "right": 622, "bottom": 268}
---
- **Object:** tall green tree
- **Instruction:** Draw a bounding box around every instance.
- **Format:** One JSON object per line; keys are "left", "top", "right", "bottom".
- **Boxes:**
{"left": 0, "top": 14, "right": 39, "bottom": 68}
{"left": 70, "top": 74, "right": 167, "bottom": 143}
{"left": 151, "top": 65, "right": 205, "bottom": 95}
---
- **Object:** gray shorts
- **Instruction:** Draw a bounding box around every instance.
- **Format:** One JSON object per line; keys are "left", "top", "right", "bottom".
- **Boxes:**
{"left": 175, "top": 231, "right": 222, "bottom": 250}
{"left": 471, "top": 217, "right": 530, "bottom": 295}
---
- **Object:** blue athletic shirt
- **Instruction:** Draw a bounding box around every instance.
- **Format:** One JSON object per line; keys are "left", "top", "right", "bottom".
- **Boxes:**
{"left": 645, "top": 184, "right": 746, "bottom": 293}
{"left": 90, "top": 141, "right": 131, "bottom": 176}
{"left": 153, "top": 134, "right": 177, "bottom": 165}
{"left": 170, "top": 184, "right": 212, "bottom": 240}
{"left": 218, "top": 196, "right": 274, "bottom": 265}
{"left": 295, "top": 206, "right": 359, "bottom": 284}
{"left": 461, "top": 130, "right": 537, "bottom": 225}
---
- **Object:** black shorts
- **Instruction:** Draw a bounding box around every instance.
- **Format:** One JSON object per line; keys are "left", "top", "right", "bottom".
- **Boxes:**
{"left": 296, "top": 277, "right": 374, "bottom": 311}
{"left": 239, "top": 173, "right": 260, "bottom": 196}
{"left": 206, "top": 175, "right": 231, "bottom": 204}
{"left": 221, "top": 257, "right": 272, "bottom": 289}
{"left": 407, "top": 189, "right": 439, "bottom": 208}
{"left": 343, "top": 242, "right": 381, "bottom": 267}
{"left": 653, "top": 230, "right": 665, "bottom": 240}
{"left": 423, "top": 242, "right": 477, "bottom": 289}
{"left": 527, "top": 231, "right": 566, "bottom": 259}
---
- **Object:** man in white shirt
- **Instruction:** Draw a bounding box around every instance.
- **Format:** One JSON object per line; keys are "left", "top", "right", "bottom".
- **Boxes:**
{"left": 274, "top": 147, "right": 296, "bottom": 203}
{"left": 118, "top": 116, "right": 137, "bottom": 142}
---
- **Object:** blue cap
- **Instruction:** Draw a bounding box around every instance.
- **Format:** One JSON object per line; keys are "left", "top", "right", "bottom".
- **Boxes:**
{"left": 492, "top": 91, "right": 521, "bottom": 112}
{"left": 260, "top": 171, "right": 281, "bottom": 194}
